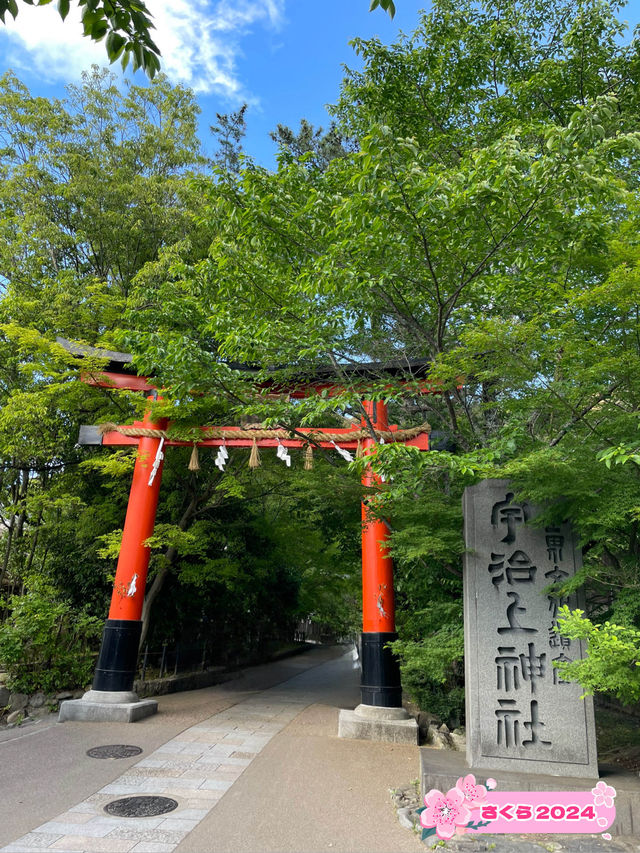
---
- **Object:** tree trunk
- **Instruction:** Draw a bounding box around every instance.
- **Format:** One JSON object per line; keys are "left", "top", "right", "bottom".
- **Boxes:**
{"left": 139, "top": 496, "right": 198, "bottom": 650}
{"left": 0, "top": 519, "right": 15, "bottom": 590}
{"left": 0, "top": 467, "right": 28, "bottom": 588}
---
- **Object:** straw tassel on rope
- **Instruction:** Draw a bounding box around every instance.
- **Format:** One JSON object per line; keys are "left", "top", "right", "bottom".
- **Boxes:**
{"left": 249, "top": 439, "right": 261, "bottom": 468}
{"left": 356, "top": 440, "right": 363, "bottom": 460}
{"left": 304, "top": 444, "right": 314, "bottom": 470}
{"left": 188, "top": 443, "right": 200, "bottom": 471}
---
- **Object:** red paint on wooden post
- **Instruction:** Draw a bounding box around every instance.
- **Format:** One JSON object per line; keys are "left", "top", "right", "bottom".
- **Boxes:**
{"left": 361, "top": 400, "right": 396, "bottom": 634}
{"left": 107, "top": 403, "right": 168, "bottom": 622}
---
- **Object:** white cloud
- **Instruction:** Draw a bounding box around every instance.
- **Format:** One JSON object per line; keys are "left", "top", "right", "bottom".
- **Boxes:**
{"left": 0, "top": 0, "right": 285, "bottom": 99}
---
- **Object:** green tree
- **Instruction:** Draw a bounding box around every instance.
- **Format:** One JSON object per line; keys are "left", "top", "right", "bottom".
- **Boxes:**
{"left": 122, "top": 0, "right": 640, "bottom": 710}
{"left": 270, "top": 118, "right": 352, "bottom": 171}
{"left": 370, "top": 0, "right": 396, "bottom": 16}
{"left": 552, "top": 607, "right": 640, "bottom": 705}
{"left": 0, "top": 68, "right": 363, "bottom": 680}
{"left": 0, "top": 578, "right": 102, "bottom": 693}
{"left": 211, "top": 104, "right": 248, "bottom": 175}
{"left": 0, "top": 68, "right": 207, "bottom": 678}
{"left": 0, "top": 0, "right": 160, "bottom": 76}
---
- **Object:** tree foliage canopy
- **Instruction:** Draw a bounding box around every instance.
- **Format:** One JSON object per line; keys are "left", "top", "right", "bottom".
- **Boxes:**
{"left": 0, "top": 0, "right": 160, "bottom": 75}
{"left": 2, "top": 0, "right": 640, "bottom": 711}
{"left": 0, "top": 69, "right": 362, "bottom": 688}
{"left": 119, "top": 0, "right": 640, "bottom": 712}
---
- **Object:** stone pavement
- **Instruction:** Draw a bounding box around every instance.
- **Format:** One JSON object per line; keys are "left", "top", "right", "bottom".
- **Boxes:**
{"left": 0, "top": 646, "right": 347, "bottom": 848}
{"left": 0, "top": 645, "right": 638, "bottom": 853}
{"left": 0, "top": 647, "right": 420, "bottom": 853}
{"left": 2, "top": 691, "right": 310, "bottom": 852}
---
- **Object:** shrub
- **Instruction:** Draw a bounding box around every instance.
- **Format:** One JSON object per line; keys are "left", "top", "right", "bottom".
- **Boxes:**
{"left": 391, "top": 618, "right": 465, "bottom": 726}
{"left": 554, "top": 607, "right": 640, "bottom": 705}
{"left": 0, "top": 581, "right": 102, "bottom": 693}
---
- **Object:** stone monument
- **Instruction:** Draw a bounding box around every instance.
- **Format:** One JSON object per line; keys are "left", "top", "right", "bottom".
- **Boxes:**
{"left": 463, "top": 479, "right": 598, "bottom": 778}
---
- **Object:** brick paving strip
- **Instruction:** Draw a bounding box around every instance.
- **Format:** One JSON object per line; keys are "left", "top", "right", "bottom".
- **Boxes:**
{"left": 0, "top": 689, "right": 310, "bottom": 853}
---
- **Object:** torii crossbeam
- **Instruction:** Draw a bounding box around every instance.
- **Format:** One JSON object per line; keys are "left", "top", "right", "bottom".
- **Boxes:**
{"left": 58, "top": 342, "right": 432, "bottom": 732}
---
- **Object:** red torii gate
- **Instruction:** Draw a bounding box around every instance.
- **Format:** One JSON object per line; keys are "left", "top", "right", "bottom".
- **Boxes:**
{"left": 63, "top": 343, "right": 431, "bottom": 722}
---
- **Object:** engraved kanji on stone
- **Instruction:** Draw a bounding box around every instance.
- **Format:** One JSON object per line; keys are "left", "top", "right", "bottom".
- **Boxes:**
{"left": 495, "top": 699, "right": 552, "bottom": 749}
{"left": 552, "top": 653, "right": 573, "bottom": 684}
{"left": 491, "top": 493, "right": 529, "bottom": 544}
{"left": 495, "top": 698, "right": 521, "bottom": 748}
{"left": 518, "top": 642, "right": 546, "bottom": 694}
{"left": 489, "top": 550, "right": 537, "bottom": 588}
{"left": 495, "top": 643, "right": 546, "bottom": 693}
{"left": 522, "top": 699, "right": 552, "bottom": 748}
{"left": 497, "top": 591, "right": 537, "bottom": 635}
{"left": 545, "top": 527, "right": 565, "bottom": 562}
{"left": 496, "top": 647, "right": 521, "bottom": 691}
{"left": 545, "top": 565, "right": 569, "bottom": 584}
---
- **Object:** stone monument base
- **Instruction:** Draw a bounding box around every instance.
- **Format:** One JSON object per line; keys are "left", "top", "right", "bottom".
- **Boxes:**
{"left": 338, "top": 703, "right": 418, "bottom": 744}
{"left": 420, "top": 746, "right": 640, "bottom": 836}
{"left": 58, "top": 689, "right": 158, "bottom": 723}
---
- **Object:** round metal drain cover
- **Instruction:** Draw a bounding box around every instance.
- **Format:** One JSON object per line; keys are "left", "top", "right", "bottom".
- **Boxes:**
{"left": 87, "top": 745, "right": 143, "bottom": 760}
{"left": 104, "top": 796, "right": 178, "bottom": 818}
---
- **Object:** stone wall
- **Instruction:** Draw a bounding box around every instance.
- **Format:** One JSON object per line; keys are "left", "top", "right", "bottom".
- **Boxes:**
{"left": 0, "top": 685, "right": 84, "bottom": 726}
{"left": 133, "top": 666, "right": 237, "bottom": 698}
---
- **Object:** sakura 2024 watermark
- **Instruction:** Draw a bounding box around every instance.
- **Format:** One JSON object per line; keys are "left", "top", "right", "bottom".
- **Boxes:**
{"left": 419, "top": 775, "right": 616, "bottom": 843}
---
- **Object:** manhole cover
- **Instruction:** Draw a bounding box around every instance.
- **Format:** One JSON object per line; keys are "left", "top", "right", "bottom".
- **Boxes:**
{"left": 104, "top": 796, "right": 178, "bottom": 818}
{"left": 87, "top": 745, "right": 143, "bottom": 760}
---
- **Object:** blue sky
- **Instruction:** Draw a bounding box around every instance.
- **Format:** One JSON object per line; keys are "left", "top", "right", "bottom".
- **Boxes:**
{"left": 0, "top": 0, "right": 433, "bottom": 166}
{"left": 0, "top": 1, "right": 639, "bottom": 167}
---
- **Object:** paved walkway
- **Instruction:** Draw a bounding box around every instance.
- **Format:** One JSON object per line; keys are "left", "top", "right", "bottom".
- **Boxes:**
{"left": 1, "top": 646, "right": 638, "bottom": 853}
{"left": 0, "top": 647, "right": 420, "bottom": 853}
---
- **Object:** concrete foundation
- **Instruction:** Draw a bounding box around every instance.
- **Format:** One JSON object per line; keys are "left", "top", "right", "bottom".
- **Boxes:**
{"left": 338, "top": 703, "right": 418, "bottom": 744}
{"left": 58, "top": 689, "right": 158, "bottom": 723}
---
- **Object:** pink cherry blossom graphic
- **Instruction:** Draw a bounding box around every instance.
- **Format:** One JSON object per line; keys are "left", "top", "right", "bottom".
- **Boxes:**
{"left": 421, "top": 787, "right": 473, "bottom": 840}
{"left": 602, "top": 834, "right": 612, "bottom": 840}
{"left": 591, "top": 781, "right": 616, "bottom": 809}
{"left": 455, "top": 773, "right": 488, "bottom": 808}
{"left": 485, "top": 778, "right": 497, "bottom": 790}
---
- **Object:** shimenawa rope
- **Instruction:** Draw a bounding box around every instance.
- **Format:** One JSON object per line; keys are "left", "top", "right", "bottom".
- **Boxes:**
{"left": 98, "top": 423, "right": 430, "bottom": 443}
{"left": 98, "top": 422, "right": 430, "bottom": 470}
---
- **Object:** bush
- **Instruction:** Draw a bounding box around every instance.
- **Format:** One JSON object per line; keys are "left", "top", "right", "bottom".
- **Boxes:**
{"left": 554, "top": 607, "right": 640, "bottom": 705}
{"left": 391, "top": 616, "right": 465, "bottom": 726}
{"left": 0, "top": 581, "right": 102, "bottom": 693}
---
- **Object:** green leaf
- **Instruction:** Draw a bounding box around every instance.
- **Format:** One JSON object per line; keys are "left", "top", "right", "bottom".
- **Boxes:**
{"left": 105, "top": 29, "right": 126, "bottom": 59}
{"left": 369, "top": 0, "right": 395, "bottom": 16}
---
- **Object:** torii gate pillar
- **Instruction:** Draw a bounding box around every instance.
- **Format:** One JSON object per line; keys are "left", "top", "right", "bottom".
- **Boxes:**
{"left": 338, "top": 400, "right": 418, "bottom": 742}
{"left": 359, "top": 400, "right": 402, "bottom": 708}
{"left": 59, "top": 403, "right": 166, "bottom": 722}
